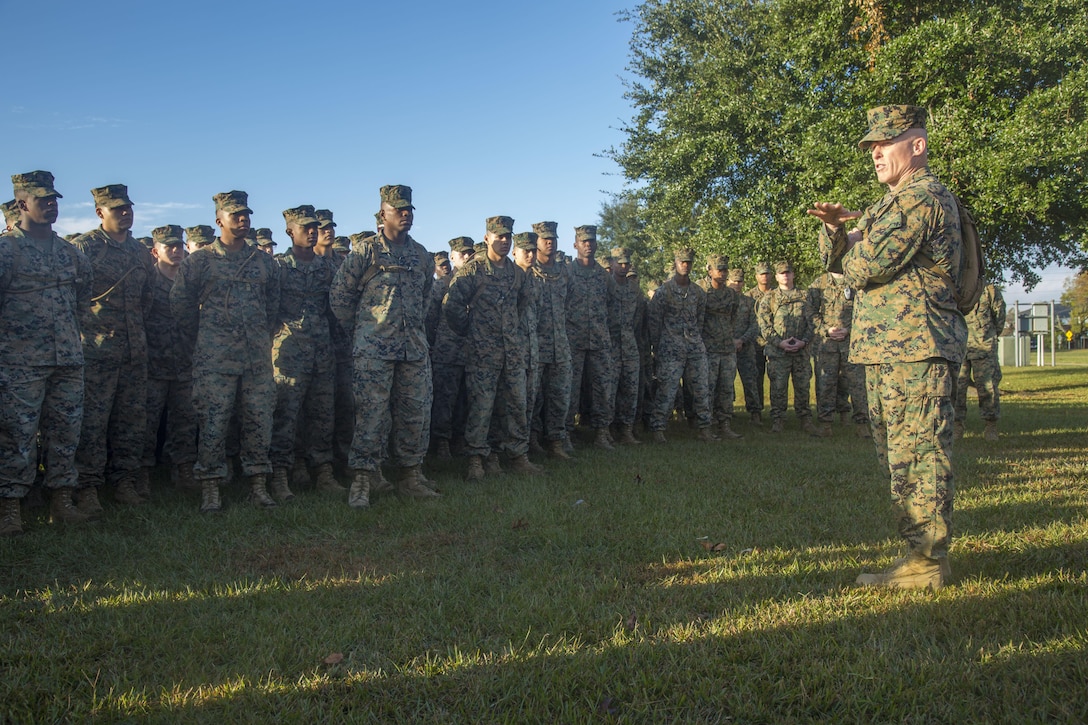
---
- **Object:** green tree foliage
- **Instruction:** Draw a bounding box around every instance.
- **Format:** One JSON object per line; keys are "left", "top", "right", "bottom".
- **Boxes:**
{"left": 610, "top": 0, "right": 1088, "bottom": 288}
{"left": 1060, "top": 272, "right": 1088, "bottom": 335}
{"left": 596, "top": 192, "right": 673, "bottom": 286}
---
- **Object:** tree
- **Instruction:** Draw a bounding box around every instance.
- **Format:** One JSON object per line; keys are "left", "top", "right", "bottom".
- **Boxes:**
{"left": 1060, "top": 272, "right": 1088, "bottom": 336}
{"left": 596, "top": 192, "right": 672, "bottom": 287}
{"left": 610, "top": 0, "right": 1088, "bottom": 288}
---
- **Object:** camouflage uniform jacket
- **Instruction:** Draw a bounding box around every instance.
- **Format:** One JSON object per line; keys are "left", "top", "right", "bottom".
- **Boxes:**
{"left": 273, "top": 249, "right": 337, "bottom": 376}
{"left": 71, "top": 228, "right": 152, "bottom": 363}
{"left": 648, "top": 276, "right": 706, "bottom": 356}
{"left": 522, "top": 268, "right": 543, "bottom": 369}
{"left": 329, "top": 234, "right": 434, "bottom": 362}
{"left": 965, "top": 283, "right": 1006, "bottom": 356}
{"left": 145, "top": 267, "right": 191, "bottom": 380}
{"left": 745, "top": 285, "right": 776, "bottom": 346}
{"left": 533, "top": 259, "right": 571, "bottom": 365}
{"left": 566, "top": 259, "right": 618, "bottom": 351}
{"left": 444, "top": 255, "right": 529, "bottom": 370}
{"left": 170, "top": 239, "right": 281, "bottom": 375}
{"left": 697, "top": 278, "right": 741, "bottom": 354}
{"left": 427, "top": 275, "right": 468, "bottom": 367}
{"left": 324, "top": 252, "right": 352, "bottom": 363}
{"left": 610, "top": 277, "right": 644, "bottom": 364}
{"left": 807, "top": 272, "right": 856, "bottom": 342}
{"left": 734, "top": 293, "right": 759, "bottom": 346}
{"left": 757, "top": 287, "right": 814, "bottom": 358}
{"left": 0, "top": 227, "right": 92, "bottom": 366}
{"left": 821, "top": 166, "right": 966, "bottom": 365}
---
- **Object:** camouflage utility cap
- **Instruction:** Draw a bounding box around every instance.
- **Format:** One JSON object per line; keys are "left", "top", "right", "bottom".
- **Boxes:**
{"left": 12, "top": 170, "right": 62, "bottom": 198}
{"left": 858, "top": 104, "right": 928, "bottom": 149}
{"left": 152, "top": 225, "right": 185, "bottom": 246}
{"left": 532, "top": 221, "right": 558, "bottom": 240}
{"left": 315, "top": 209, "right": 336, "bottom": 228}
{"left": 380, "top": 184, "right": 414, "bottom": 209}
{"left": 755, "top": 262, "right": 773, "bottom": 275}
{"left": 350, "top": 231, "right": 377, "bottom": 245}
{"left": 1, "top": 199, "right": 19, "bottom": 225}
{"left": 186, "top": 225, "right": 216, "bottom": 246}
{"left": 707, "top": 253, "right": 729, "bottom": 270}
{"left": 774, "top": 260, "right": 793, "bottom": 274}
{"left": 245, "top": 228, "right": 258, "bottom": 242}
{"left": 434, "top": 250, "right": 450, "bottom": 261}
{"left": 91, "top": 184, "right": 133, "bottom": 209}
{"left": 138, "top": 236, "right": 154, "bottom": 249}
{"left": 448, "top": 236, "right": 475, "bottom": 253}
{"left": 674, "top": 247, "right": 695, "bottom": 263}
{"left": 283, "top": 204, "right": 319, "bottom": 226}
{"left": 255, "top": 227, "right": 274, "bottom": 241}
{"left": 333, "top": 236, "right": 351, "bottom": 254}
{"left": 473, "top": 241, "right": 488, "bottom": 255}
{"left": 727, "top": 268, "right": 745, "bottom": 283}
{"left": 213, "top": 190, "right": 252, "bottom": 215}
{"left": 574, "top": 225, "right": 597, "bottom": 242}
{"left": 610, "top": 247, "right": 632, "bottom": 263}
{"left": 486, "top": 216, "right": 514, "bottom": 235}
{"left": 513, "top": 231, "right": 538, "bottom": 250}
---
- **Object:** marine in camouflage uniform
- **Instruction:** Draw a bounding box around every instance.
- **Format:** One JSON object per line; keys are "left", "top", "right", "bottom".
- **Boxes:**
{"left": 698, "top": 255, "right": 744, "bottom": 439}
{"left": 0, "top": 171, "right": 93, "bottom": 534}
{"left": 171, "top": 190, "right": 281, "bottom": 513}
{"left": 71, "top": 184, "right": 153, "bottom": 510}
{"left": 329, "top": 185, "right": 438, "bottom": 507}
{"left": 1, "top": 199, "right": 19, "bottom": 232}
{"left": 813, "top": 104, "right": 967, "bottom": 588}
{"left": 648, "top": 248, "right": 717, "bottom": 442}
{"left": 955, "top": 283, "right": 1005, "bottom": 440}
{"left": 185, "top": 224, "right": 215, "bottom": 254}
{"left": 444, "top": 216, "right": 541, "bottom": 481}
{"left": 426, "top": 237, "right": 474, "bottom": 459}
{"left": 268, "top": 206, "right": 341, "bottom": 501}
{"left": 142, "top": 225, "right": 198, "bottom": 491}
{"left": 608, "top": 247, "right": 644, "bottom": 444}
{"left": 566, "top": 225, "right": 619, "bottom": 449}
{"left": 808, "top": 271, "right": 869, "bottom": 436}
{"left": 757, "top": 261, "right": 815, "bottom": 433}
{"left": 314, "top": 209, "right": 355, "bottom": 475}
{"left": 727, "top": 268, "right": 761, "bottom": 424}
{"left": 513, "top": 232, "right": 543, "bottom": 452}
{"left": 744, "top": 262, "right": 776, "bottom": 423}
{"left": 529, "top": 221, "right": 573, "bottom": 458}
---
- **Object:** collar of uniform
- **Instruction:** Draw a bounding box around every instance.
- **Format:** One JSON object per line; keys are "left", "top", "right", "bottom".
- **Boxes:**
{"left": 890, "top": 165, "right": 931, "bottom": 193}
{"left": 93, "top": 226, "right": 133, "bottom": 247}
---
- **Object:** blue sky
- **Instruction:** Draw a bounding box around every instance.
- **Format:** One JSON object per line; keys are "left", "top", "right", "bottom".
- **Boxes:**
{"left": 5, "top": 0, "right": 1073, "bottom": 302}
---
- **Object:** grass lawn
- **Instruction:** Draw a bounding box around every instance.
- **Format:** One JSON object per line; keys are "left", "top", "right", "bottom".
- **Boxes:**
{"left": 2, "top": 352, "right": 1086, "bottom": 722}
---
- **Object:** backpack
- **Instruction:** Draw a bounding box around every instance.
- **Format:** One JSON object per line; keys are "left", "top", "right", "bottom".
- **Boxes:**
{"left": 913, "top": 194, "right": 986, "bottom": 314}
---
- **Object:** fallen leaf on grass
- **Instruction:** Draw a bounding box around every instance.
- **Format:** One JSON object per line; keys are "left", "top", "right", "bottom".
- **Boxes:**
{"left": 323, "top": 653, "right": 344, "bottom": 665}
{"left": 699, "top": 540, "right": 728, "bottom": 552}
{"left": 634, "top": 474, "right": 642, "bottom": 484}
{"left": 597, "top": 696, "right": 619, "bottom": 716}
{"left": 511, "top": 517, "right": 529, "bottom": 530}
{"left": 625, "top": 610, "right": 637, "bottom": 631}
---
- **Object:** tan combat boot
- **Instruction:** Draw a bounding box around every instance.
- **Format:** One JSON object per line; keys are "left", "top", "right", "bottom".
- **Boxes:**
{"left": 114, "top": 473, "right": 146, "bottom": 506}
{"left": 696, "top": 427, "right": 720, "bottom": 442}
{"left": 465, "top": 456, "right": 485, "bottom": 482}
{"left": 370, "top": 469, "right": 395, "bottom": 495}
{"left": 134, "top": 467, "right": 152, "bottom": 499}
{"left": 348, "top": 470, "right": 371, "bottom": 508}
{"left": 770, "top": 419, "right": 784, "bottom": 433}
{"left": 75, "top": 486, "right": 104, "bottom": 518}
{"left": 593, "top": 428, "right": 615, "bottom": 450}
{"left": 434, "top": 438, "right": 453, "bottom": 460}
{"left": 291, "top": 459, "right": 312, "bottom": 488}
{"left": 855, "top": 553, "right": 950, "bottom": 590}
{"left": 719, "top": 420, "right": 743, "bottom": 440}
{"left": 248, "top": 474, "right": 277, "bottom": 508}
{"left": 616, "top": 424, "right": 641, "bottom": 445}
{"left": 200, "top": 478, "right": 222, "bottom": 513}
{"left": 750, "top": 411, "right": 762, "bottom": 426}
{"left": 809, "top": 422, "right": 832, "bottom": 438}
{"left": 270, "top": 467, "right": 295, "bottom": 502}
{"left": 313, "top": 463, "right": 346, "bottom": 493}
{"left": 485, "top": 453, "right": 503, "bottom": 476}
{"left": 507, "top": 454, "right": 544, "bottom": 476}
{"left": 50, "top": 488, "right": 91, "bottom": 525}
{"left": 801, "top": 420, "right": 819, "bottom": 437}
{"left": 548, "top": 439, "right": 572, "bottom": 460}
{"left": 984, "top": 421, "right": 999, "bottom": 441}
{"left": 398, "top": 465, "right": 441, "bottom": 498}
{"left": 0, "top": 498, "right": 23, "bottom": 537}
{"left": 652, "top": 431, "right": 667, "bottom": 444}
{"left": 529, "top": 431, "right": 547, "bottom": 455}
{"left": 856, "top": 423, "right": 873, "bottom": 439}
{"left": 175, "top": 462, "right": 198, "bottom": 490}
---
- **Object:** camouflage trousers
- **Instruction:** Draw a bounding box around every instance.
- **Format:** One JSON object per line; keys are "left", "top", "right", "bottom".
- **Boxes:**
{"left": 954, "top": 352, "right": 1001, "bottom": 423}
{"left": 333, "top": 355, "right": 354, "bottom": 469}
{"left": 568, "top": 347, "right": 616, "bottom": 431}
{"left": 76, "top": 357, "right": 147, "bottom": 488}
{"left": 707, "top": 351, "right": 738, "bottom": 423}
{"left": 465, "top": 362, "right": 529, "bottom": 458}
{"left": 531, "top": 358, "right": 572, "bottom": 442}
{"left": 865, "top": 360, "right": 955, "bottom": 559}
{"left": 351, "top": 357, "right": 431, "bottom": 471}
{"left": 651, "top": 347, "right": 711, "bottom": 431}
{"left": 815, "top": 339, "right": 867, "bottom": 423}
{"left": 611, "top": 355, "right": 641, "bottom": 427}
{"left": 766, "top": 352, "right": 812, "bottom": 421}
{"left": 430, "top": 362, "right": 466, "bottom": 443}
{"left": 143, "top": 376, "right": 197, "bottom": 467}
{"left": 735, "top": 343, "right": 762, "bottom": 413}
{"left": 271, "top": 368, "right": 334, "bottom": 469}
{"left": 0, "top": 364, "right": 82, "bottom": 497}
{"left": 192, "top": 367, "right": 275, "bottom": 480}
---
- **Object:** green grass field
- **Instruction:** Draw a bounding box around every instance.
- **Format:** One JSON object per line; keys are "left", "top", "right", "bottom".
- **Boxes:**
{"left": 2, "top": 353, "right": 1086, "bottom": 722}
